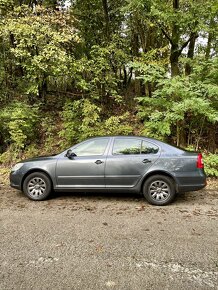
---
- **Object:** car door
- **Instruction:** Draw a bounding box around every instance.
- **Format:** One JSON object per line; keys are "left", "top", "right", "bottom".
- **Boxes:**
{"left": 56, "top": 138, "right": 110, "bottom": 188}
{"left": 105, "top": 137, "right": 160, "bottom": 188}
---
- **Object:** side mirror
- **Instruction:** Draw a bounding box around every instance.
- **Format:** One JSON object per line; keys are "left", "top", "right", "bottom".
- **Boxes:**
{"left": 65, "top": 149, "right": 77, "bottom": 159}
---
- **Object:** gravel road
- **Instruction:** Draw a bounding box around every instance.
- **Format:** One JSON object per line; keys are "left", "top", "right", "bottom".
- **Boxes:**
{"left": 0, "top": 174, "right": 218, "bottom": 290}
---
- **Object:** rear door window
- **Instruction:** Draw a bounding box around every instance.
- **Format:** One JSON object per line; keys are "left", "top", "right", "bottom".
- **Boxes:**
{"left": 112, "top": 139, "right": 141, "bottom": 155}
{"left": 112, "top": 138, "right": 159, "bottom": 155}
{"left": 141, "top": 141, "right": 159, "bottom": 154}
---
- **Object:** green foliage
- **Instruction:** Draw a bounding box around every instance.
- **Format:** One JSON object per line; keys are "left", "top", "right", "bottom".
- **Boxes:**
{"left": 70, "top": 44, "right": 130, "bottom": 102}
{"left": 102, "top": 113, "right": 133, "bottom": 136}
{"left": 136, "top": 58, "right": 218, "bottom": 147}
{"left": 0, "top": 0, "right": 217, "bottom": 176}
{"left": 0, "top": 102, "right": 40, "bottom": 149}
{"left": 40, "top": 115, "right": 60, "bottom": 154}
{"left": 22, "top": 143, "right": 39, "bottom": 159}
{"left": 59, "top": 99, "right": 101, "bottom": 146}
{"left": 59, "top": 99, "right": 133, "bottom": 147}
{"left": 0, "top": 144, "right": 19, "bottom": 165}
{"left": 0, "top": 0, "right": 13, "bottom": 14}
{"left": 0, "top": 5, "right": 78, "bottom": 99}
{"left": 137, "top": 78, "right": 217, "bottom": 137}
{"left": 71, "top": 0, "right": 125, "bottom": 48}
{"left": 203, "top": 153, "right": 218, "bottom": 177}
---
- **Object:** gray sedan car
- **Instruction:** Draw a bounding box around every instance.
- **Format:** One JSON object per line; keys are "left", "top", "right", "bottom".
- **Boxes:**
{"left": 10, "top": 136, "right": 206, "bottom": 205}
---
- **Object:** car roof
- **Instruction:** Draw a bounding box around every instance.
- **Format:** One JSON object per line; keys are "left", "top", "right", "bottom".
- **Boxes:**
{"left": 89, "top": 135, "right": 160, "bottom": 142}
{"left": 89, "top": 135, "right": 155, "bottom": 139}
{"left": 88, "top": 135, "right": 184, "bottom": 153}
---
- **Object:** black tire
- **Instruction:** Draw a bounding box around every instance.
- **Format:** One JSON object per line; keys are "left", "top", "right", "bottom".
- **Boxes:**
{"left": 143, "top": 175, "right": 176, "bottom": 206}
{"left": 23, "top": 172, "right": 52, "bottom": 201}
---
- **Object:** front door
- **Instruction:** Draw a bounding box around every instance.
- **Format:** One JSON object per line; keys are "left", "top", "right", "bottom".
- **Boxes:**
{"left": 56, "top": 138, "right": 110, "bottom": 188}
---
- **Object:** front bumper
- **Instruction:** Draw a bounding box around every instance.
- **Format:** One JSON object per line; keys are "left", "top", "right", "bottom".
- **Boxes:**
{"left": 10, "top": 171, "right": 22, "bottom": 190}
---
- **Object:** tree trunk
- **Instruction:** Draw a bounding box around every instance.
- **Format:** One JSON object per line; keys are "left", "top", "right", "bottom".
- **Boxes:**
{"left": 205, "top": 18, "right": 214, "bottom": 59}
{"left": 145, "top": 25, "right": 155, "bottom": 52}
{"left": 170, "top": 47, "right": 180, "bottom": 77}
{"left": 102, "top": 0, "right": 110, "bottom": 41}
{"left": 38, "top": 74, "right": 48, "bottom": 103}
{"left": 170, "top": 0, "right": 180, "bottom": 77}
{"left": 185, "top": 32, "right": 197, "bottom": 75}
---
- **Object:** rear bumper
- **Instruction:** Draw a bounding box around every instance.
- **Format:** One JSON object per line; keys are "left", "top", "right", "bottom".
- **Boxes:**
{"left": 177, "top": 182, "right": 206, "bottom": 193}
{"left": 174, "top": 170, "right": 206, "bottom": 193}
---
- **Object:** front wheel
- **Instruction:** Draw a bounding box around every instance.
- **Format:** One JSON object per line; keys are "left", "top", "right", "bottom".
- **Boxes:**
{"left": 23, "top": 172, "right": 52, "bottom": 201}
{"left": 143, "top": 175, "right": 176, "bottom": 206}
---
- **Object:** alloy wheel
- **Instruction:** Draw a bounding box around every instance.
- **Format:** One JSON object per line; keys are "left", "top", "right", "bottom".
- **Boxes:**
{"left": 27, "top": 177, "right": 47, "bottom": 197}
{"left": 148, "top": 180, "right": 170, "bottom": 201}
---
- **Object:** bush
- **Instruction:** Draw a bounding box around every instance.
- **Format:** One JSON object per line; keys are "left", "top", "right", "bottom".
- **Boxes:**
{"left": 203, "top": 153, "right": 218, "bottom": 177}
{"left": 0, "top": 145, "right": 19, "bottom": 165}
{"left": 0, "top": 102, "right": 40, "bottom": 149}
{"left": 59, "top": 99, "right": 133, "bottom": 147}
{"left": 101, "top": 113, "right": 133, "bottom": 136}
{"left": 59, "top": 99, "right": 101, "bottom": 147}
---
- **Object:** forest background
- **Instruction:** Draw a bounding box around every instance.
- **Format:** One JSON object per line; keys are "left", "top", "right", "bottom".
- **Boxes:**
{"left": 0, "top": 0, "right": 217, "bottom": 176}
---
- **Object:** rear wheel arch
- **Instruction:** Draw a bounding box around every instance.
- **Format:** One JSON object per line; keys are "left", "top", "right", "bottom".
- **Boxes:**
{"left": 141, "top": 171, "right": 177, "bottom": 193}
{"left": 142, "top": 174, "right": 176, "bottom": 205}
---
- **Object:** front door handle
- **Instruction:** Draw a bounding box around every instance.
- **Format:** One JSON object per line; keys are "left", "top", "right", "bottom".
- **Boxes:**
{"left": 142, "top": 159, "right": 151, "bottom": 163}
{"left": 95, "top": 160, "right": 104, "bottom": 165}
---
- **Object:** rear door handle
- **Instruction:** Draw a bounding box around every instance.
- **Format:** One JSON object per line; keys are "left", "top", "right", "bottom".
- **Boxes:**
{"left": 95, "top": 160, "right": 104, "bottom": 165}
{"left": 142, "top": 159, "right": 151, "bottom": 163}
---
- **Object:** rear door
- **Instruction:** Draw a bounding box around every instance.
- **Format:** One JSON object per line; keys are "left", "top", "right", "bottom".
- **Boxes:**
{"left": 105, "top": 137, "right": 160, "bottom": 188}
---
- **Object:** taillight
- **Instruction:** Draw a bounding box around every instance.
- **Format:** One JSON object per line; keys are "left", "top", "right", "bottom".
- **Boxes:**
{"left": 197, "top": 153, "right": 204, "bottom": 168}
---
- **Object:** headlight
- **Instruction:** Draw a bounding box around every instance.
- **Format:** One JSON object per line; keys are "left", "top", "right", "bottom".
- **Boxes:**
{"left": 11, "top": 163, "right": 24, "bottom": 172}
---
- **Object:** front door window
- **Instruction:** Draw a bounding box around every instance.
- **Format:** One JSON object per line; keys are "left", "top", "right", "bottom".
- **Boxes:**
{"left": 73, "top": 138, "right": 109, "bottom": 156}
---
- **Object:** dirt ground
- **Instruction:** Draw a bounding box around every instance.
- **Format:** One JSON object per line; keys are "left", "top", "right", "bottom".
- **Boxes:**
{"left": 0, "top": 172, "right": 218, "bottom": 290}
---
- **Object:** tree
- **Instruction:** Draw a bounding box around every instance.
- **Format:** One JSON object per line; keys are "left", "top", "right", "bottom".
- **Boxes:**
{"left": 0, "top": 5, "right": 78, "bottom": 103}
{"left": 0, "top": 0, "right": 217, "bottom": 168}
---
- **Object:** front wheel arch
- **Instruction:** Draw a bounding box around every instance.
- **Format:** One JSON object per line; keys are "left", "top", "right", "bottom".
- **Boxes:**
{"left": 22, "top": 171, "right": 53, "bottom": 201}
{"left": 21, "top": 169, "right": 54, "bottom": 192}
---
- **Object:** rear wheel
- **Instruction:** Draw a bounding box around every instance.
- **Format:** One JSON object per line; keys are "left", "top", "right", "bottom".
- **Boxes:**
{"left": 143, "top": 175, "right": 176, "bottom": 206}
{"left": 23, "top": 172, "right": 52, "bottom": 201}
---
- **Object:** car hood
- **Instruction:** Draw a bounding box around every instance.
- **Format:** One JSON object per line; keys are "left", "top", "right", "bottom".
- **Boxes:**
{"left": 22, "top": 154, "right": 58, "bottom": 163}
